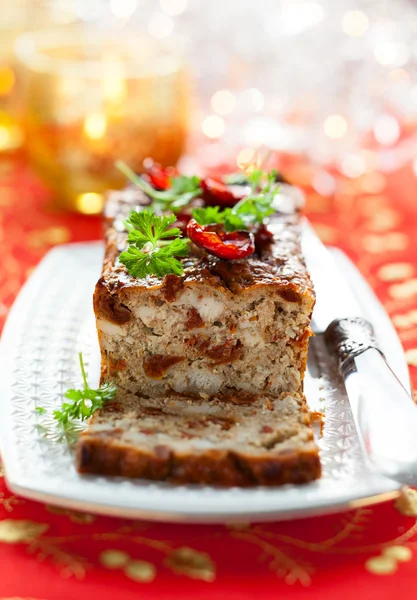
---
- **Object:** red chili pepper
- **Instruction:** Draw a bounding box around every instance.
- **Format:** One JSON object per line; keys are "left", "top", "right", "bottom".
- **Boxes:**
{"left": 144, "top": 163, "right": 178, "bottom": 190}
{"left": 187, "top": 219, "right": 255, "bottom": 260}
{"left": 201, "top": 177, "right": 248, "bottom": 207}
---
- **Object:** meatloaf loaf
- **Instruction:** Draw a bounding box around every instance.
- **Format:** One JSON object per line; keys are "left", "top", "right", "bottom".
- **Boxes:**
{"left": 93, "top": 188, "right": 315, "bottom": 399}
{"left": 77, "top": 177, "right": 320, "bottom": 486}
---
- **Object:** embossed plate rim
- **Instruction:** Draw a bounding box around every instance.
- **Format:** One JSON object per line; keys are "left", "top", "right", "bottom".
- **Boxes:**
{"left": 0, "top": 240, "right": 403, "bottom": 523}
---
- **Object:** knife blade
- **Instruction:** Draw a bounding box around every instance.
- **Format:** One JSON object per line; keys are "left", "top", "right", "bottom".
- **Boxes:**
{"left": 303, "top": 220, "right": 417, "bottom": 485}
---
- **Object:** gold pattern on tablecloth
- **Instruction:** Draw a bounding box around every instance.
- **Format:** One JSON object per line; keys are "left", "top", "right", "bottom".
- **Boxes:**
{"left": 377, "top": 263, "right": 415, "bottom": 281}
{"left": 164, "top": 547, "right": 216, "bottom": 582}
{"left": 365, "top": 545, "right": 412, "bottom": 575}
{"left": 0, "top": 502, "right": 417, "bottom": 585}
{"left": 124, "top": 560, "right": 156, "bottom": 583}
{"left": 366, "top": 208, "right": 401, "bottom": 232}
{"left": 258, "top": 513, "right": 417, "bottom": 554}
{"left": 100, "top": 549, "right": 156, "bottom": 582}
{"left": 361, "top": 232, "right": 409, "bottom": 253}
{"left": 405, "top": 349, "right": 417, "bottom": 367}
{"left": 392, "top": 310, "right": 417, "bottom": 329}
{"left": 7, "top": 524, "right": 216, "bottom": 583}
{"left": 357, "top": 172, "right": 386, "bottom": 194}
{"left": 100, "top": 549, "right": 130, "bottom": 569}
{"left": 226, "top": 522, "right": 251, "bottom": 530}
{"left": 0, "top": 520, "right": 48, "bottom": 543}
{"left": 230, "top": 529, "right": 313, "bottom": 586}
{"left": 365, "top": 556, "right": 398, "bottom": 575}
{"left": 389, "top": 279, "right": 417, "bottom": 299}
{"left": 383, "top": 546, "right": 413, "bottom": 561}
{"left": 46, "top": 505, "right": 96, "bottom": 524}
{"left": 0, "top": 492, "right": 23, "bottom": 512}
{"left": 28, "top": 542, "right": 89, "bottom": 580}
{"left": 351, "top": 196, "right": 388, "bottom": 222}
{"left": 395, "top": 488, "right": 417, "bottom": 516}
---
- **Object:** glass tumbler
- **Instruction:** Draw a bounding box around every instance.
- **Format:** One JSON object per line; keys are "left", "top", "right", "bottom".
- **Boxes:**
{"left": 15, "top": 28, "right": 190, "bottom": 213}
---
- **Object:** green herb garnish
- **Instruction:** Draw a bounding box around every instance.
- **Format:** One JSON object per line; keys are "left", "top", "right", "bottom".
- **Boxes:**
{"left": 53, "top": 353, "right": 117, "bottom": 426}
{"left": 120, "top": 210, "right": 189, "bottom": 278}
{"left": 190, "top": 206, "right": 244, "bottom": 232}
{"left": 116, "top": 160, "right": 201, "bottom": 212}
{"left": 223, "top": 172, "right": 249, "bottom": 185}
{"left": 224, "top": 150, "right": 273, "bottom": 190}
{"left": 192, "top": 169, "right": 279, "bottom": 231}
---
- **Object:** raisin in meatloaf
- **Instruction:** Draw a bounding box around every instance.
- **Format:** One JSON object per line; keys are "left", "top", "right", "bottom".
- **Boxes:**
{"left": 77, "top": 182, "right": 321, "bottom": 485}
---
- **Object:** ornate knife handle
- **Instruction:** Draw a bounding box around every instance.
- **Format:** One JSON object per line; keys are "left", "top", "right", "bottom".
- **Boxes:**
{"left": 323, "top": 317, "right": 417, "bottom": 485}
{"left": 324, "top": 317, "right": 383, "bottom": 372}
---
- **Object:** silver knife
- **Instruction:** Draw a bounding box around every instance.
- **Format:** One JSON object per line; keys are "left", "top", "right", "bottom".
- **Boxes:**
{"left": 303, "top": 221, "right": 417, "bottom": 485}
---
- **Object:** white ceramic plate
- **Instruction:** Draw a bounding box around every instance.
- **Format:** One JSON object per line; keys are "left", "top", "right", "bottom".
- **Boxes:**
{"left": 0, "top": 239, "right": 407, "bottom": 523}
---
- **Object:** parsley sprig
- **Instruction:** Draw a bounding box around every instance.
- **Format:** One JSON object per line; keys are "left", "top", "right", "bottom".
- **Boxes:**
{"left": 116, "top": 160, "right": 201, "bottom": 212}
{"left": 120, "top": 210, "right": 189, "bottom": 278}
{"left": 53, "top": 353, "right": 117, "bottom": 426}
{"left": 192, "top": 169, "right": 279, "bottom": 232}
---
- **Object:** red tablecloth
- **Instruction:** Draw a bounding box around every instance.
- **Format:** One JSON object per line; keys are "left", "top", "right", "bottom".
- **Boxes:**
{"left": 1, "top": 158, "right": 417, "bottom": 599}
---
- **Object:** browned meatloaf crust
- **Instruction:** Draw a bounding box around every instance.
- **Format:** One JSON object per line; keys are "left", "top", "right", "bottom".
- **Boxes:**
{"left": 77, "top": 391, "right": 321, "bottom": 486}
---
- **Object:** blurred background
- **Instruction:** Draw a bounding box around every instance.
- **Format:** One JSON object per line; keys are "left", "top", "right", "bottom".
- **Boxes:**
{"left": 1, "top": 0, "right": 417, "bottom": 213}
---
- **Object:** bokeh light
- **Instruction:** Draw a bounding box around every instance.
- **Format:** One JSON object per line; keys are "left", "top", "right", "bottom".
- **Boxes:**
{"left": 323, "top": 115, "right": 348, "bottom": 139}
{"left": 211, "top": 90, "right": 236, "bottom": 116}
{"left": 159, "top": 0, "right": 188, "bottom": 16}
{"left": 374, "top": 42, "right": 399, "bottom": 66}
{"left": 312, "top": 170, "right": 336, "bottom": 195}
{"left": 374, "top": 115, "right": 400, "bottom": 146}
{"left": 76, "top": 192, "right": 104, "bottom": 214}
{"left": 83, "top": 112, "right": 107, "bottom": 139}
{"left": 202, "top": 115, "right": 225, "bottom": 139}
{"left": 148, "top": 13, "right": 174, "bottom": 38}
{"left": 340, "top": 154, "right": 367, "bottom": 178}
{"left": 342, "top": 10, "right": 369, "bottom": 37}
{"left": 110, "top": 0, "right": 137, "bottom": 19}
{"left": 242, "top": 88, "right": 265, "bottom": 113}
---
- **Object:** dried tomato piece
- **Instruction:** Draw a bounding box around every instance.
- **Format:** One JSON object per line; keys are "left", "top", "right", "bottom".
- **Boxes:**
{"left": 254, "top": 223, "right": 274, "bottom": 254}
{"left": 144, "top": 162, "right": 178, "bottom": 190}
{"left": 187, "top": 219, "right": 255, "bottom": 260}
{"left": 170, "top": 209, "right": 193, "bottom": 235}
{"left": 201, "top": 177, "right": 248, "bottom": 207}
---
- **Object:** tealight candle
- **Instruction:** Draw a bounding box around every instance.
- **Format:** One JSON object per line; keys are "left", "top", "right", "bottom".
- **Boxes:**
{"left": 15, "top": 28, "right": 190, "bottom": 212}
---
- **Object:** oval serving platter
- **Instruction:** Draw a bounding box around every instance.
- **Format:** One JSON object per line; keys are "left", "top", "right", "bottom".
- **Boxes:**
{"left": 0, "top": 238, "right": 405, "bottom": 523}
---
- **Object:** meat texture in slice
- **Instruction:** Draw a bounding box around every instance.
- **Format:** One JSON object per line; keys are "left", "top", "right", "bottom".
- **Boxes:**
{"left": 94, "top": 188, "right": 315, "bottom": 399}
{"left": 77, "top": 390, "right": 321, "bottom": 486}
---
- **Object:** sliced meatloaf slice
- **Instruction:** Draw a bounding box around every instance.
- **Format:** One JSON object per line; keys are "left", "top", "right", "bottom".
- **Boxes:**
{"left": 77, "top": 390, "right": 321, "bottom": 486}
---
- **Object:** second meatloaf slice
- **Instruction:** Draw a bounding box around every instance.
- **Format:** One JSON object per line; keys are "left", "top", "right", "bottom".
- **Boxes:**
{"left": 94, "top": 188, "right": 315, "bottom": 399}
{"left": 77, "top": 390, "right": 320, "bottom": 486}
